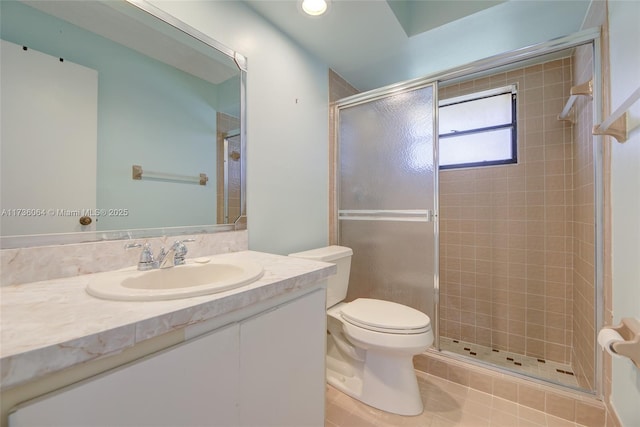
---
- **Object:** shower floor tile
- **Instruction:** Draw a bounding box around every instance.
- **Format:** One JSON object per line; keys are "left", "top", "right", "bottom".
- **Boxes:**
{"left": 440, "top": 337, "right": 579, "bottom": 388}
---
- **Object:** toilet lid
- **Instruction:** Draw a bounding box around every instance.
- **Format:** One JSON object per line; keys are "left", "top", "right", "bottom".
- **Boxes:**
{"left": 340, "top": 298, "right": 431, "bottom": 334}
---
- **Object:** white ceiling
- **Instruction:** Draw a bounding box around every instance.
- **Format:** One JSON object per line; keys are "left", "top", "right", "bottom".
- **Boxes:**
{"left": 244, "top": 0, "right": 592, "bottom": 91}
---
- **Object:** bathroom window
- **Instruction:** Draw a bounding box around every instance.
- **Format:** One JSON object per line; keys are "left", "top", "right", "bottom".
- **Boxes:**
{"left": 438, "top": 85, "right": 517, "bottom": 169}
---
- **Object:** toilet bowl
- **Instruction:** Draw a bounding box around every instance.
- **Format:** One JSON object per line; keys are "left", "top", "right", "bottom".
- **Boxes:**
{"left": 289, "top": 246, "right": 433, "bottom": 416}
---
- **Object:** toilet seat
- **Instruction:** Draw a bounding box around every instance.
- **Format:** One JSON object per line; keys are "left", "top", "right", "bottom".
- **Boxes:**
{"left": 340, "top": 298, "right": 431, "bottom": 334}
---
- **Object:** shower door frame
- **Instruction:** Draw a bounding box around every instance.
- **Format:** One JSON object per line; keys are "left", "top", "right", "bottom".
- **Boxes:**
{"left": 222, "top": 133, "right": 241, "bottom": 225}
{"left": 335, "top": 79, "right": 441, "bottom": 332}
{"left": 334, "top": 27, "right": 604, "bottom": 396}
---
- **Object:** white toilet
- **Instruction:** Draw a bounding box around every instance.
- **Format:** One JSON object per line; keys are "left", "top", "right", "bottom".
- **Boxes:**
{"left": 289, "top": 245, "right": 433, "bottom": 416}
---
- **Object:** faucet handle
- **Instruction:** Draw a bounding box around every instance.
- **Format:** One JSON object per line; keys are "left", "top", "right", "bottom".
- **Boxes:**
{"left": 173, "top": 238, "right": 195, "bottom": 266}
{"left": 139, "top": 243, "right": 155, "bottom": 264}
{"left": 125, "top": 242, "right": 155, "bottom": 271}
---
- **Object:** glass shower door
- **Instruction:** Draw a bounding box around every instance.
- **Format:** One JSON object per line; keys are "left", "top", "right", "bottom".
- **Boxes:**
{"left": 337, "top": 83, "right": 438, "bottom": 321}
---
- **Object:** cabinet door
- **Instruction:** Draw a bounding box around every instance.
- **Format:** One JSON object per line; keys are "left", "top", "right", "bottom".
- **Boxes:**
{"left": 9, "top": 324, "right": 240, "bottom": 427}
{"left": 239, "top": 289, "right": 326, "bottom": 427}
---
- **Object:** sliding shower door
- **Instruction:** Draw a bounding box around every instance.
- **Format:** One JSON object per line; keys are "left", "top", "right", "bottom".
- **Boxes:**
{"left": 337, "top": 83, "right": 438, "bottom": 322}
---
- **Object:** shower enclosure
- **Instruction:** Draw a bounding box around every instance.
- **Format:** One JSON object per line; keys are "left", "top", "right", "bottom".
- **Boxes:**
{"left": 335, "top": 30, "right": 602, "bottom": 394}
{"left": 216, "top": 108, "right": 245, "bottom": 227}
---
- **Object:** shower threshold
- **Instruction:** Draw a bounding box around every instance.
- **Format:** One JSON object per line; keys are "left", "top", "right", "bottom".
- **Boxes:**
{"left": 440, "top": 337, "right": 579, "bottom": 388}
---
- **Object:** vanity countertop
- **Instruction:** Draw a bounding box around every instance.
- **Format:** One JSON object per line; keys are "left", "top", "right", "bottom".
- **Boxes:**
{"left": 0, "top": 250, "right": 335, "bottom": 391}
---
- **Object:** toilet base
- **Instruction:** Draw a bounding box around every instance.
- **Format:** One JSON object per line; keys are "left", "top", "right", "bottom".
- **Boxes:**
{"left": 326, "top": 345, "right": 424, "bottom": 416}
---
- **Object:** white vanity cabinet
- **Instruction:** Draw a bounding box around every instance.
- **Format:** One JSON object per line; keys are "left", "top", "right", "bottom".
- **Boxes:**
{"left": 9, "top": 324, "right": 241, "bottom": 426}
{"left": 240, "top": 287, "right": 326, "bottom": 426}
{"left": 8, "top": 288, "right": 326, "bottom": 427}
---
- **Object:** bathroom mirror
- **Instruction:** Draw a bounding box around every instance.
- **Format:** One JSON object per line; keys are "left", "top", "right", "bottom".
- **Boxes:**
{"left": 0, "top": 0, "right": 246, "bottom": 247}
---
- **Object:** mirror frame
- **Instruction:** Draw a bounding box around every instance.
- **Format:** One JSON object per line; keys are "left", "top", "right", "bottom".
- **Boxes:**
{"left": 0, "top": 0, "right": 247, "bottom": 249}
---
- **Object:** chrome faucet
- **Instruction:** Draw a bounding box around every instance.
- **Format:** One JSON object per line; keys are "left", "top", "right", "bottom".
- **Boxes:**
{"left": 125, "top": 239, "right": 194, "bottom": 271}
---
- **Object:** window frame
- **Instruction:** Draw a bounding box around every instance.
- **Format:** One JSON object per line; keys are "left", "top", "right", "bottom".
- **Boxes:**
{"left": 438, "top": 85, "right": 518, "bottom": 170}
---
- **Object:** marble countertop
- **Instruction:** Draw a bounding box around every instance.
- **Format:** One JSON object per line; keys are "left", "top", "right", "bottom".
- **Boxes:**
{"left": 0, "top": 250, "right": 335, "bottom": 391}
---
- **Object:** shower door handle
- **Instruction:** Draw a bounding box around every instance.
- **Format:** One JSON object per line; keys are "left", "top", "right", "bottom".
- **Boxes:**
{"left": 425, "top": 209, "right": 436, "bottom": 222}
{"left": 338, "top": 209, "right": 435, "bottom": 222}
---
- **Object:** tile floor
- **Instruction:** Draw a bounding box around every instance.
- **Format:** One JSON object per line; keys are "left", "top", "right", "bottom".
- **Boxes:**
{"left": 440, "top": 338, "right": 579, "bottom": 388}
{"left": 325, "top": 371, "right": 589, "bottom": 427}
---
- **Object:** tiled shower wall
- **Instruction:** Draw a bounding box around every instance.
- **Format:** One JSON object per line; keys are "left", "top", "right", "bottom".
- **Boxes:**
{"left": 439, "top": 58, "right": 576, "bottom": 364}
{"left": 216, "top": 112, "right": 241, "bottom": 225}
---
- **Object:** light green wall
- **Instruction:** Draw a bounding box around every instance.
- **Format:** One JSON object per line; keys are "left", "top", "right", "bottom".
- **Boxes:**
{"left": 608, "top": 0, "right": 640, "bottom": 425}
{"left": 150, "top": 0, "right": 330, "bottom": 255}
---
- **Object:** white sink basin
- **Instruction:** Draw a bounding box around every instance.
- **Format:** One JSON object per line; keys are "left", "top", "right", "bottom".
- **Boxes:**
{"left": 86, "top": 259, "right": 264, "bottom": 301}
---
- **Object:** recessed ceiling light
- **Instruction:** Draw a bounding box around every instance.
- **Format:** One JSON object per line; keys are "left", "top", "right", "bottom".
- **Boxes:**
{"left": 301, "top": 0, "right": 329, "bottom": 16}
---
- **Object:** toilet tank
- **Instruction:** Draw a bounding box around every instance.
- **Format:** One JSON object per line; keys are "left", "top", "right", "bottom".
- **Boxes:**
{"left": 288, "top": 246, "right": 353, "bottom": 308}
